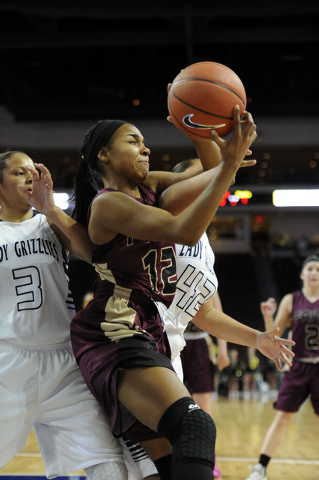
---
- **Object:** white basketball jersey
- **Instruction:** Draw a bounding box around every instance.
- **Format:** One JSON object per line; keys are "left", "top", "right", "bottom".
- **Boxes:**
{"left": 0, "top": 214, "right": 75, "bottom": 346}
{"left": 163, "top": 232, "right": 218, "bottom": 359}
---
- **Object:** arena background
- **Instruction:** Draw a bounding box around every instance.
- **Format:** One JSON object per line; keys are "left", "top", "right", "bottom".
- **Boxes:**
{"left": 1, "top": 2, "right": 319, "bottom": 478}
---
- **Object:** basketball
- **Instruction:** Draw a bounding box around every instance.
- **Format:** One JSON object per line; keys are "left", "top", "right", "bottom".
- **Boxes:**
{"left": 168, "top": 61, "right": 247, "bottom": 140}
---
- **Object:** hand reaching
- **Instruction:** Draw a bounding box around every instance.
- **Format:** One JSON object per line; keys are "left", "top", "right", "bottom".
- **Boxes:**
{"left": 17, "top": 163, "right": 55, "bottom": 216}
{"left": 256, "top": 327, "right": 295, "bottom": 371}
{"left": 210, "top": 106, "right": 257, "bottom": 174}
{"left": 260, "top": 297, "right": 277, "bottom": 318}
{"left": 216, "top": 351, "right": 230, "bottom": 371}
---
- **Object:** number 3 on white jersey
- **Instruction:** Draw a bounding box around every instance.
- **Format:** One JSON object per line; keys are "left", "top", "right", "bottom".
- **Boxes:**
{"left": 12, "top": 266, "right": 43, "bottom": 311}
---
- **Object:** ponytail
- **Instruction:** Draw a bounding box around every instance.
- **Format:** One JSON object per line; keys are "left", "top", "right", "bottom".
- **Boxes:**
{"left": 72, "top": 157, "right": 100, "bottom": 226}
{"left": 72, "top": 119, "right": 127, "bottom": 227}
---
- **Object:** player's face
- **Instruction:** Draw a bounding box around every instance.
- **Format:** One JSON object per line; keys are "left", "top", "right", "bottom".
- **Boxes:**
{"left": 0, "top": 153, "right": 34, "bottom": 209}
{"left": 105, "top": 124, "right": 151, "bottom": 184}
{"left": 300, "top": 261, "right": 319, "bottom": 287}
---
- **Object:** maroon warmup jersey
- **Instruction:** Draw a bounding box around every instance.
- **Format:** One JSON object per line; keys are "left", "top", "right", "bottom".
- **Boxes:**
{"left": 291, "top": 290, "right": 319, "bottom": 358}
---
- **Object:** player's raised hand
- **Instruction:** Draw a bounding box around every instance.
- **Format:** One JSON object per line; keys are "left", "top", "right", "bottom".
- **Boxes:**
{"left": 17, "top": 163, "right": 55, "bottom": 215}
{"left": 210, "top": 106, "right": 257, "bottom": 174}
{"left": 260, "top": 297, "right": 277, "bottom": 318}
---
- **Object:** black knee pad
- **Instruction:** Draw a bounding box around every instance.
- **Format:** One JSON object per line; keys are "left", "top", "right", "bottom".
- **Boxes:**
{"left": 154, "top": 454, "right": 172, "bottom": 480}
{"left": 158, "top": 397, "right": 216, "bottom": 466}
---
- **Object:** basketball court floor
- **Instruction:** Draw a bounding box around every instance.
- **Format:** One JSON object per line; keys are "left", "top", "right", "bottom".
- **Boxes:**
{"left": 1, "top": 397, "right": 318, "bottom": 480}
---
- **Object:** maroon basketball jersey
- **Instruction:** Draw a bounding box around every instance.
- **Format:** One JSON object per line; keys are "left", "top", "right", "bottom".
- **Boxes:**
{"left": 91, "top": 183, "right": 177, "bottom": 307}
{"left": 291, "top": 290, "right": 319, "bottom": 358}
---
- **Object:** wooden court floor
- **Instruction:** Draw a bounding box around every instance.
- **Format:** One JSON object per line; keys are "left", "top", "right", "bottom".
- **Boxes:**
{"left": 1, "top": 396, "right": 318, "bottom": 479}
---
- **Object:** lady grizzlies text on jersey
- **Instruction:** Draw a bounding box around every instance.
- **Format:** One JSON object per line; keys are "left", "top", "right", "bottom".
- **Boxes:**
{"left": 0, "top": 213, "right": 74, "bottom": 346}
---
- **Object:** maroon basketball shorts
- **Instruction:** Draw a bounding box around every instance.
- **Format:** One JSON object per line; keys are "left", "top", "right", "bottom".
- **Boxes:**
{"left": 181, "top": 338, "right": 212, "bottom": 394}
{"left": 71, "top": 287, "right": 174, "bottom": 441}
{"left": 275, "top": 361, "right": 319, "bottom": 414}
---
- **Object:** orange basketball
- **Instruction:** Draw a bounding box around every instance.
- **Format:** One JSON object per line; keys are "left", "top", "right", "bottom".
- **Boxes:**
{"left": 168, "top": 61, "right": 247, "bottom": 140}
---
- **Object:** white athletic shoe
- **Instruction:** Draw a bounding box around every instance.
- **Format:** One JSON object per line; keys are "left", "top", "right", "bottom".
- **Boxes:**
{"left": 245, "top": 463, "right": 267, "bottom": 480}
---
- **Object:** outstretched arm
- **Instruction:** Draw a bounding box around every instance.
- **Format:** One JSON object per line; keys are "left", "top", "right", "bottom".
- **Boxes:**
{"left": 192, "top": 300, "right": 295, "bottom": 372}
{"left": 18, "top": 164, "right": 93, "bottom": 263}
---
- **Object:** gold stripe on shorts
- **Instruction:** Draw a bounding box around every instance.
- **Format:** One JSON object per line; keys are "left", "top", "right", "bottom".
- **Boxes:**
{"left": 101, "top": 293, "right": 145, "bottom": 342}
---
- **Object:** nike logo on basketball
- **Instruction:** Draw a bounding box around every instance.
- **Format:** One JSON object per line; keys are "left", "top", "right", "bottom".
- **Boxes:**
{"left": 183, "top": 114, "right": 226, "bottom": 130}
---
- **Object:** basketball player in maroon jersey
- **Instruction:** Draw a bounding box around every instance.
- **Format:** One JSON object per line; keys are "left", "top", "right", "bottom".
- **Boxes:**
{"left": 67, "top": 109, "right": 296, "bottom": 480}
{"left": 245, "top": 255, "right": 319, "bottom": 480}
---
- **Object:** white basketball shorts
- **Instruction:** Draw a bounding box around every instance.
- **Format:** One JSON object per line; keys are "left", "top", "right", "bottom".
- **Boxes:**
{"left": 0, "top": 340, "right": 124, "bottom": 478}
